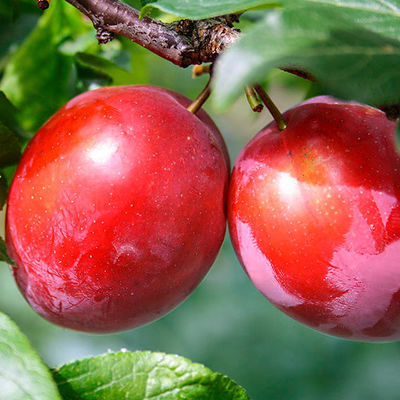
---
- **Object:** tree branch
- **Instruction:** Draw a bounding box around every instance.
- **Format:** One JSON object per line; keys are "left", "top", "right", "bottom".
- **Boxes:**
{"left": 64, "top": 0, "right": 240, "bottom": 67}
{"left": 45, "top": 1, "right": 400, "bottom": 119}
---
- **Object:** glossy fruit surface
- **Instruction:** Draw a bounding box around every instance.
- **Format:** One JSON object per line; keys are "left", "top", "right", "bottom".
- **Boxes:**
{"left": 229, "top": 96, "right": 400, "bottom": 341}
{"left": 6, "top": 85, "right": 229, "bottom": 333}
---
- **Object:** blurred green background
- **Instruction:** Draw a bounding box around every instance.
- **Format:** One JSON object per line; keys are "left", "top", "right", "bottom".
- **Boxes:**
{"left": 1, "top": 1, "right": 400, "bottom": 399}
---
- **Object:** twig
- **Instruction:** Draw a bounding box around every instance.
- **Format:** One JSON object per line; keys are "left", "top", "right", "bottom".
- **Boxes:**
{"left": 192, "top": 64, "right": 211, "bottom": 78}
{"left": 64, "top": 0, "right": 240, "bottom": 67}
{"left": 187, "top": 77, "right": 212, "bottom": 114}
{"left": 254, "top": 84, "right": 287, "bottom": 130}
{"left": 245, "top": 86, "right": 263, "bottom": 113}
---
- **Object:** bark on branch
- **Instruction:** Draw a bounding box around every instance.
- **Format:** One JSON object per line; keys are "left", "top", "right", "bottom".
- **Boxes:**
{"left": 64, "top": 0, "right": 240, "bottom": 67}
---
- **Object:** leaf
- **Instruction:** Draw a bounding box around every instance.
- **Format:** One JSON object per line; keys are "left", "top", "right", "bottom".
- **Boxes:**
{"left": 213, "top": 5, "right": 400, "bottom": 109}
{"left": 141, "top": 0, "right": 279, "bottom": 19}
{"left": 0, "top": 237, "right": 13, "bottom": 264}
{"left": 0, "top": 13, "right": 40, "bottom": 68}
{"left": 0, "top": 172, "right": 6, "bottom": 210}
{"left": 124, "top": 0, "right": 145, "bottom": 9}
{"left": 0, "top": 121, "right": 21, "bottom": 168}
{"left": 0, "top": 91, "right": 26, "bottom": 167}
{"left": 0, "top": 1, "right": 84, "bottom": 132}
{"left": 0, "top": 0, "right": 41, "bottom": 22}
{"left": 0, "top": 91, "right": 26, "bottom": 138}
{"left": 286, "top": 0, "right": 400, "bottom": 42}
{"left": 75, "top": 52, "right": 136, "bottom": 86}
{"left": 0, "top": 311, "right": 62, "bottom": 399}
{"left": 53, "top": 351, "right": 249, "bottom": 400}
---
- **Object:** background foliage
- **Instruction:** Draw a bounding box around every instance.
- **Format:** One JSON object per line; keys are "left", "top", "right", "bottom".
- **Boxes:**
{"left": 1, "top": 0, "right": 400, "bottom": 399}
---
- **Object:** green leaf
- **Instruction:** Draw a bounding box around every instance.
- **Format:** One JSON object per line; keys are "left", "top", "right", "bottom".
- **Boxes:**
{"left": 213, "top": 5, "right": 400, "bottom": 109}
{"left": 0, "top": 14, "right": 40, "bottom": 70}
{"left": 125, "top": 0, "right": 145, "bottom": 9}
{"left": 142, "top": 0, "right": 279, "bottom": 19}
{"left": 0, "top": 121, "right": 21, "bottom": 168}
{"left": 0, "top": 1, "right": 84, "bottom": 132}
{"left": 0, "top": 91, "right": 26, "bottom": 138}
{"left": 286, "top": 0, "right": 400, "bottom": 42}
{"left": 0, "top": 91, "right": 25, "bottom": 168}
{"left": 0, "top": 311, "right": 62, "bottom": 399}
{"left": 53, "top": 351, "right": 249, "bottom": 400}
{"left": 0, "top": 172, "right": 6, "bottom": 210}
{"left": 0, "top": 237, "right": 13, "bottom": 264}
{"left": 0, "top": 0, "right": 41, "bottom": 22}
{"left": 75, "top": 52, "right": 136, "bottom": 86}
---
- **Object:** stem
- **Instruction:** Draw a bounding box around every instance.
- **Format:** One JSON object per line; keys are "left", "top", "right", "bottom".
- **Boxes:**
{"left": 187, "top": 79, "right": 212, "bottom": 114}
{"left": 192, "top": 64, "right": 211, "bottom": 78}
{"left": 245, "top": 86, "right": 263, "bottom": 113}
{"left": 254, "top": 84, "right": 287, "bottom": 131}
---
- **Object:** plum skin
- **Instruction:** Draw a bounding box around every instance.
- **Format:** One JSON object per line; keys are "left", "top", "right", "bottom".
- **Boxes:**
{"left": 228, "top": 96, "right": 400, "bottom": 341}
{"left": 6, "top": 85, "right": 229, "bottom": 333}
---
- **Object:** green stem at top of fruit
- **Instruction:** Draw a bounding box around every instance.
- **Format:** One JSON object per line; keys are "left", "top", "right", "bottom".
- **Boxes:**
{"left": 187, "top": 79, "right": 212, "bottom": 115}
{"left": 245, "top": 87, "right": 263, "bottom": 113}
{"left": 254, "top": 84, "right": 287, "bottom": 131}
{"left": 192, "top": 64, "right": 212, "bottom": 79}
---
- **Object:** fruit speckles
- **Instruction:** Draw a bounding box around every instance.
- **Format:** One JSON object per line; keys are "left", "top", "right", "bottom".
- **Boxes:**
{"left": 229, "top": 96, "right": 400, "bottom": 341}
{"left": 6, "top": 85, "right": 229, "bottom": 333}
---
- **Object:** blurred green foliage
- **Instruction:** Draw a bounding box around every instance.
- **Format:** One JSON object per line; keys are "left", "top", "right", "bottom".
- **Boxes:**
{"left": 0, "top": 1, "right": 400, "bottom": 400}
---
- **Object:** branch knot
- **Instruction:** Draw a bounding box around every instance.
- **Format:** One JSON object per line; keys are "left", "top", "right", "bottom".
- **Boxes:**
{"left": 96, "top": 26, "right": 115, "bottom": 44}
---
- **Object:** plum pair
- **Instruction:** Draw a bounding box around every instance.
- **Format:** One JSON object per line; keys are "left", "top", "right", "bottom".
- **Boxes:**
{"left": 6, "top": 87, "right": 400, "bottom": 341}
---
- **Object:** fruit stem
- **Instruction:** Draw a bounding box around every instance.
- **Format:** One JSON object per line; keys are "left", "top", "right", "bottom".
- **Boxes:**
{"left": 254, "top": 84, "right": 287, "bottom": 131}
{"left": 245, "top": 86, "right": 264, "bottom": 113}
{"left": 187, "top": 79, "right": 212, "bottom": 114}
{"left": 192, "top": 64, "right": 211, "bottom": 78}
